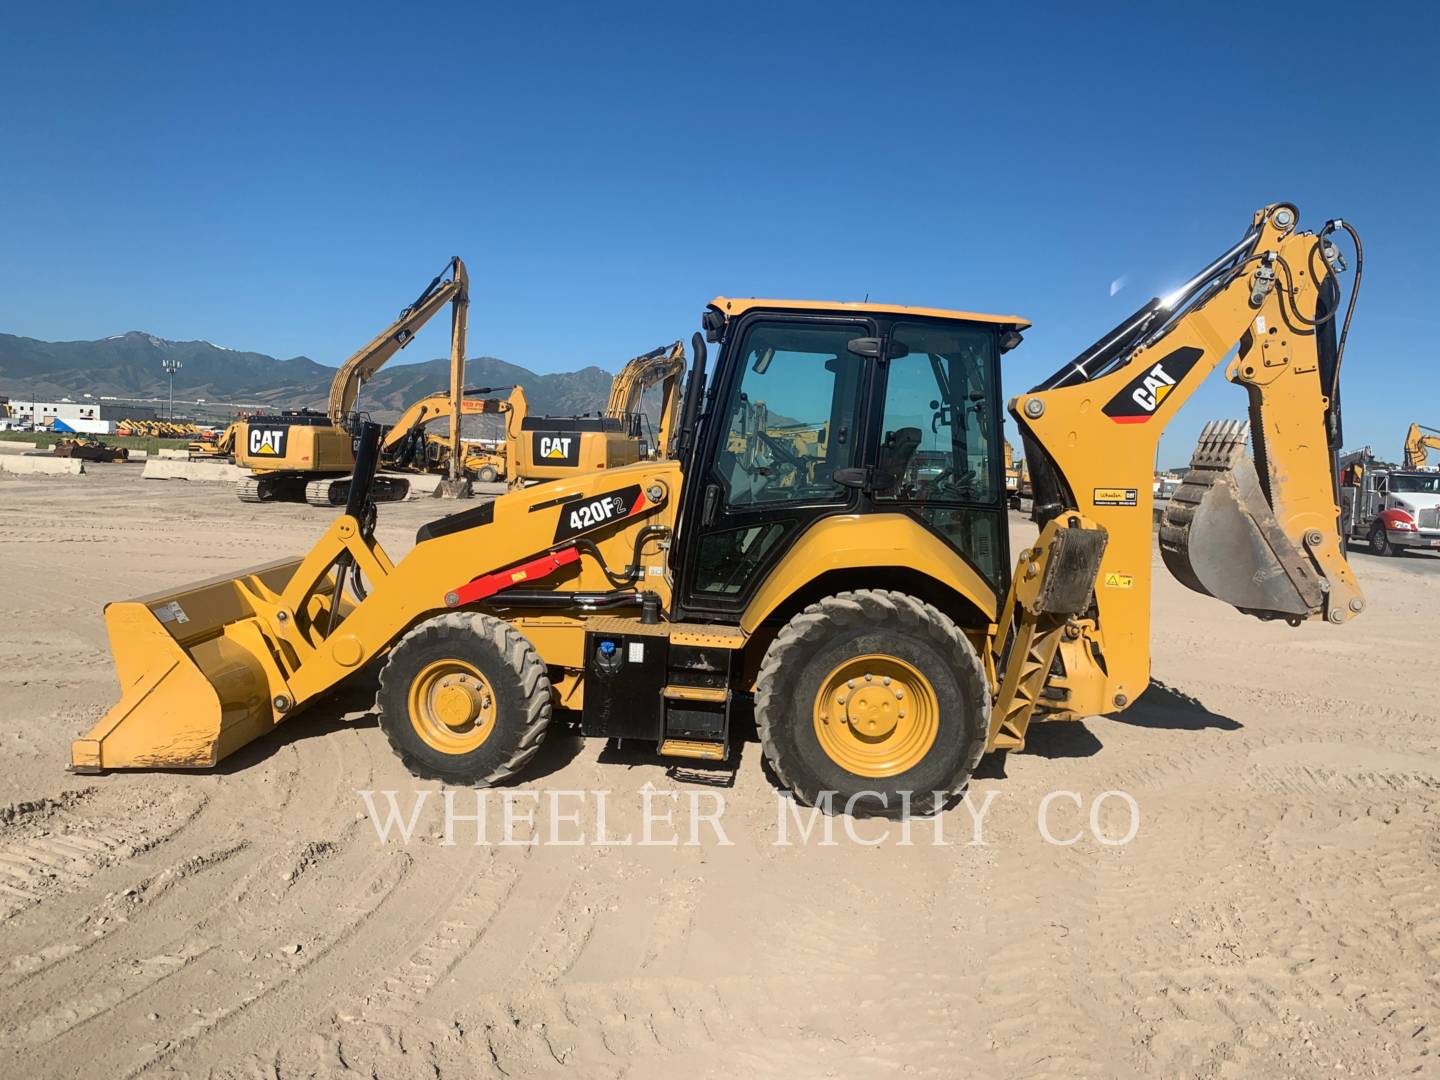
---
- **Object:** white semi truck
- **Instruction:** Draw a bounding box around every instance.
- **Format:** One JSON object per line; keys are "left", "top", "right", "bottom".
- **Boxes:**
{"left": 1339, "top": 447, "right": 1440, "bottom": 556}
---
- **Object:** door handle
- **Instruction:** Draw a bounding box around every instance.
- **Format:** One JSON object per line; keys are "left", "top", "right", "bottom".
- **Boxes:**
{"left": 702, "top": 484, "right": 720, "bottom": 526}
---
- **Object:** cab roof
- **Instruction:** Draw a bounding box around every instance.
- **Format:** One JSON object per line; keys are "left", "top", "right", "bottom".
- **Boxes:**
{"left": 710, "top": 296, "right": 1031, "bottom": 330}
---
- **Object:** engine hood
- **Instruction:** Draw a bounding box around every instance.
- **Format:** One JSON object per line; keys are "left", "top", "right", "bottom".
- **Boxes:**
{"left": 1391, "top": 492, "right": 1440, "bottom": 513}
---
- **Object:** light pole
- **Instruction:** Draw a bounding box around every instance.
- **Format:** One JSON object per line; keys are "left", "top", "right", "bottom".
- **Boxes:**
{"left": 162, "top": 357, "right": 182, "bottom": 420}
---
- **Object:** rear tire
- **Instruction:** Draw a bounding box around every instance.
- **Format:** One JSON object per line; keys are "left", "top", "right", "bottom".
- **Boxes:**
{"left": 1369, "top": 525, "right": 1394, "bottom": 557}
{"left": 755, "top": 589, "right": 988, "bottom": 818}
{"left": 377, "top": 612, "right": 551, "bottom": 784}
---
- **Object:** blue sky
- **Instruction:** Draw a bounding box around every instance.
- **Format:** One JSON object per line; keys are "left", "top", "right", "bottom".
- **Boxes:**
{"left": 1, "top": 1, "right": 1435, "bottom": 466}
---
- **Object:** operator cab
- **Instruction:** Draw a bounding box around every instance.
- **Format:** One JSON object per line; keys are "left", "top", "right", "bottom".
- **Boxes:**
{"left": 671, "top": 298, "right": 1030, "bottom": 620}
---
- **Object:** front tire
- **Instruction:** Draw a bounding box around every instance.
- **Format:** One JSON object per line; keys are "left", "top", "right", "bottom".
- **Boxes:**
{"left": 377, "top": 612, "right": 551, "bottom": 784}
{"left": 1370, "top": 525, "right": 1394, "bottom": 557}
{"left": 476, "top": 464, "right": 499, "bottom": 484}
{"left": 755, "top": 590, "right": 988, "bottom": 818}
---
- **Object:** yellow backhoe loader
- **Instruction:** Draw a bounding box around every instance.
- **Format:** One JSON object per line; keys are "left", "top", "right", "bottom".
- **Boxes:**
{"left": 232, "top": 258, "right": 470, "bottom": 505}
{"left": 1403, "top": 422, "right": 1440, "bottom": 470}
{"left": 74, "top": 203, "right": 1364, "bottom": 816}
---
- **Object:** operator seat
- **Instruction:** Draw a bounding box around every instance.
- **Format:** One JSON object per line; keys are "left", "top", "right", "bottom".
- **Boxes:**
{"left": 875, "top": 426, "right": 922, "bottom": 494}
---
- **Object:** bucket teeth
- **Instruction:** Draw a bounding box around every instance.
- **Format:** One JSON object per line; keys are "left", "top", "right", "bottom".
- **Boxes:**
{"left": 1187, "top": 419, "right": 1250, "bottom": 470}
{"left": 1159, "top": 420, "right": 1324, "bottom": 620}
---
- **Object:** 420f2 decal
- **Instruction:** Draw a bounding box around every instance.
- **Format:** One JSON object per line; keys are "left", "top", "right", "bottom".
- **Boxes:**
{"left": 1102, "top": 346, "right": 1203, "bottom": 423}
{"left": 552, "top": 484, "right": 647, "bottom": 543}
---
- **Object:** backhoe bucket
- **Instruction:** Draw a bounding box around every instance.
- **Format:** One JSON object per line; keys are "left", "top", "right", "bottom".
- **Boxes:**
{"left": 1158, "top": 420, "right": 1325, "bottom": 619}
{"left": 71, "top": 558, "right": 331, "bottom": 771}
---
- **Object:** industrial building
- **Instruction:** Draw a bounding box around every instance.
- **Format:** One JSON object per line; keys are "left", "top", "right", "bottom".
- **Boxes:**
{"left": 3, "top": 399, "right": 158, "bottom": 427}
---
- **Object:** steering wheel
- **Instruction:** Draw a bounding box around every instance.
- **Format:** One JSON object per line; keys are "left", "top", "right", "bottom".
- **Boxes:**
{"left": 925, "top": 466, "right": 978, "bottom": 500}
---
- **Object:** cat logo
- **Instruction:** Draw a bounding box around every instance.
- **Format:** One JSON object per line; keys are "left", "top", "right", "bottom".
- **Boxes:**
{"left": 540, "top": 436, "right": 573, "bottom": 459}
{"left": 248, "top": 427, "right": 289, "bottom": 457}
{"left": 532, "top": 432, "right": 580, "bottom": 467}
{"left": 1102, "top": 346, "right": 1203, "bottom": 423}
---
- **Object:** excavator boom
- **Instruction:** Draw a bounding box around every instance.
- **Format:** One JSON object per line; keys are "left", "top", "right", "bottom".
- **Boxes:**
{"left": 1403, "top": 422, "right": 1440, "bottom": 470}
{"left": 325, "top": 257, "right": 469, "bottom": 427}
{"left": 604, "top": 340, "right": 686, "bottom": 454}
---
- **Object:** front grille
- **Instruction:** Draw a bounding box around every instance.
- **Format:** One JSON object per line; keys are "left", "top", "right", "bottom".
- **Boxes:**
{"left": 1418, "top": 506, "right": 1440, "bottom": 530}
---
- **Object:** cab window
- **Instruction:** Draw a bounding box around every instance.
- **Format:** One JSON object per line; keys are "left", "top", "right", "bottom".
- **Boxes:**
{"left": 711, "top": 321, "right": 865, "bottom": 508}
{"left": 873, "top": 321, "right": 1004, "bottom": 585}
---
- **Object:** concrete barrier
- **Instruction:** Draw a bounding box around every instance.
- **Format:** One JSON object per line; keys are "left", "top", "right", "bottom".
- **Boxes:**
{"left": 0, "top": 455, "right": 85, "bottom": 476}
{"left": 142, "top": 459, "right": 245, "bottom": 483}
{"left": 156, "top": 448, "right": 191, "bottom": 460}
{"left": 127, "top": 449, "right": 149, "bottom": 459}
{"left": 393, "top": 471, "right": 443, "bottom": 497}
{"left": 0, "top": 441, "right": 39, "bottom": 454}
{"left": 380, "top": 473, "right": 509, "bottom": 499}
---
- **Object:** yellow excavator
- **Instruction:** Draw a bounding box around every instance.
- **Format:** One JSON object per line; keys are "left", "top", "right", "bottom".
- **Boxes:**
{"left": 382, "top": 388, "right": 512, "bottom": 483}
{"left": 497, "top": 341, "right": 687, "bottom": 482}
{"left": 73, "top": 203, "right": 1364, "bottom": 816}
{"left": 380, "top": 340, "right": 685, "bottom": 487}
{"left": 233, "top": 258, "right": 470, "bottom": 505}
{"left": 603, "top": 339, "right": 687, "bottom": 458}
{"left": 1403, "top": 422, "right": 1440, "bottom": 470}
{"left": 187, "top": 421, "right": 241, "bottom": 460}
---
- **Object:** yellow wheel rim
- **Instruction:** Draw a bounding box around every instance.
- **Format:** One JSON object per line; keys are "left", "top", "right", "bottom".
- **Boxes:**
{"left": 407, "top": 659, "right": 497, "bottom": 755}
{"left": 813, "top": 654, "right": 939, "bottom": 778}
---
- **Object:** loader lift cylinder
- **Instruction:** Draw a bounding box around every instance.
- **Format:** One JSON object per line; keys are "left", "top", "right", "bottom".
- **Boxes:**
{"left": 345, "top": 421, "right": 384, "bottom": 523}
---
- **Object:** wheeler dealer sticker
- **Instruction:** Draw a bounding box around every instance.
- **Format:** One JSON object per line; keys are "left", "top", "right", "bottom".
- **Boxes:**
{"left": 1093, "top": 487, "right": 1139, "bottom": 507}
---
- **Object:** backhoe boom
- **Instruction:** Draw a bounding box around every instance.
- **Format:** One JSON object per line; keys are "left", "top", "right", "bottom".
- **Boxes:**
{"left": 1000, "top": 203, "right": 1363, "bottom": 732}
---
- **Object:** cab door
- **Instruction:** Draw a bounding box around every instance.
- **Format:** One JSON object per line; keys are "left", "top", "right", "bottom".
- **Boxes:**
{"left": 673, "top": 314, "right": 875, "bottom": 617}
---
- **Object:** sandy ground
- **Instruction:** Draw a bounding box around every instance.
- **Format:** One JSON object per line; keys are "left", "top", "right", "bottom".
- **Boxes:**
{"left": 1, "top": 464, "right": 1438, "bottom": 1079}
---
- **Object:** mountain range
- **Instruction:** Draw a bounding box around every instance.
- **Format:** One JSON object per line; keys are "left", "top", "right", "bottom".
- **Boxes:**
{"left": 0, "top": 330, "right": 618, "bottom": 421}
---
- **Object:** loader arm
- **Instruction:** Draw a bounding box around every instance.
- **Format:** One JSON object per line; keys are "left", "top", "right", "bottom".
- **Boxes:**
{"left": 325, "top": 257, "right": 470, "bottom": 428}
{"left": 1403, "top": 423, "right": 1440, "bottom": 470}
{"left": 993, "top": 203, "right": 1363, "bottom": 744}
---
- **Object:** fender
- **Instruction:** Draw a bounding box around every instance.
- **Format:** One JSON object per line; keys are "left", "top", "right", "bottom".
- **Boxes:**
{"left": 740, "top": 514, "right": 999, "bottom": 635}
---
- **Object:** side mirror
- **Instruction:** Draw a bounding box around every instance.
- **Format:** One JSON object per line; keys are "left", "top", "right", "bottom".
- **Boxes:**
{"left": 702, "top": 306, "right": 727, "bottom": 343}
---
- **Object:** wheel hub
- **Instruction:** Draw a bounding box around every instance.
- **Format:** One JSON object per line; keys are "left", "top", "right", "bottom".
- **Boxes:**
{"left": 843, "top": 685, "right": 900, "bottom": 739}
{"left": 813, "top": 654, "right": 939, "bottom": 778}
{"left": 408, "top": 660, "right": 497, "bottom": 753}
{"left": 433, "top": 676, "right": 487, "bottom": 729}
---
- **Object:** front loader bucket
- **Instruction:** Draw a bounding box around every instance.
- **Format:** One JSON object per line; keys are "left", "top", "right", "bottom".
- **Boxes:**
{"left": 72, "top": 558, "right": 324, "bottom": 772}
{"left": 1158, "top": 420, "right": 1325, "bottom": 619}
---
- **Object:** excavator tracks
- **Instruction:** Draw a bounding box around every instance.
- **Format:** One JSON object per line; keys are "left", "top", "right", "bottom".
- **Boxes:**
{"left": 304, "top": 475, "right": 410, "bottom": 507}
{"left": 235, "top": 476, "right": 269, "bottom": 503}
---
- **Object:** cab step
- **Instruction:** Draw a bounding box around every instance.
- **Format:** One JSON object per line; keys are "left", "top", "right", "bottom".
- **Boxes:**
{"left": 658, "top": 738, "right": 728, "bottom": 761}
